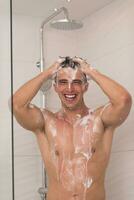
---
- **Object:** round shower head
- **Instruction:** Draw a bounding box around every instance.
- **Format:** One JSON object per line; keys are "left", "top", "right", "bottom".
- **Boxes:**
{"left": 50, "top": 18, "right": 83, "bottom": 30}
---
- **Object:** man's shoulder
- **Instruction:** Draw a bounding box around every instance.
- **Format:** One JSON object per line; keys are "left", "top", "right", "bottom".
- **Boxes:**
{"left": 92, "top": 102, "right": 112, "bottom": 117}
{"left": 92, "top": 103, "right": 116, "bottom": 131}
{"left": 91, "top": 105, "right": 104, "bottom": 117}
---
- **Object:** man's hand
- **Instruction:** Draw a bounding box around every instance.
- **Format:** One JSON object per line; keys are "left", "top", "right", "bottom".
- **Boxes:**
{"left": 47, "top": 57, "right": 65, "bottom": 79}
{"left": 72, "top": 57, "right": 90, "bottom": 72}
{"left": 72, "top": 56, "right": 94, "bottom": 80}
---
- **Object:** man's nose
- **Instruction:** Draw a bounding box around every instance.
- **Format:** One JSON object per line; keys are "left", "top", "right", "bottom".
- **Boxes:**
{"left": 67, "top": 82, "right": 74, "bottom": 91}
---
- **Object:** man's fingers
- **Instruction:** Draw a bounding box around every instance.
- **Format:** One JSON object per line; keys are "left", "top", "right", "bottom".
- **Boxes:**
{"left": 51, "top": 64, "right": 62, "bottom": 80}
{"left": 56, "top": 66, "right": 62, "bottom": 73}
{"left": 72, "top": 56, "right": 87, "bottom": 64}
{"left": 72, "top": 57, "right": 83, "bottom": 63}
{"left": 51, "top": 57, "right": 65, "bottom": 70}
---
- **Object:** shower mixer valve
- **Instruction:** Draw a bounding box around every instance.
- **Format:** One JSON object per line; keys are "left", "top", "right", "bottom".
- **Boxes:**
{"left": 36, "top": 61, "right": 41, "bottom": 68}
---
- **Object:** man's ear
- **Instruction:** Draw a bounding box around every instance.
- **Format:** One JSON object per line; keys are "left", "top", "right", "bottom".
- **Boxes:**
{"left": 84, "top": 82, "right": 89, "bottom": 92}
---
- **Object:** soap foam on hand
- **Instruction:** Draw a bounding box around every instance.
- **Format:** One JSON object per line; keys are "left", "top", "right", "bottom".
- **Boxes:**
{"left": 57, "top": 57, "right": 66, "bottom": 64}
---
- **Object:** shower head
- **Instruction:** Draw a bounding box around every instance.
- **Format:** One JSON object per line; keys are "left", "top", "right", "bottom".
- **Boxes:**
{"left": 50, "top": 18, "right": 83, "bottom": 30}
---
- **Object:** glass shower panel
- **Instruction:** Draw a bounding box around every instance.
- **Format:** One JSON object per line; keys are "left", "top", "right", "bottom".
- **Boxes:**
{"left": 12, "top": 1, "right": 44, "bottom": 199}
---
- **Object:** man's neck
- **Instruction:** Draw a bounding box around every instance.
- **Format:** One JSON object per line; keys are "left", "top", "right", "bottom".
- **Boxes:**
{"left": 61, "top": 104, "right": 90, "bottom": 124}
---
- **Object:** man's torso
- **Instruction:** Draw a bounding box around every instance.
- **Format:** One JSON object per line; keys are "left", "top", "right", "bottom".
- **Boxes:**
{"left": 35, "top": 107, "right": 115, "bottom": 200}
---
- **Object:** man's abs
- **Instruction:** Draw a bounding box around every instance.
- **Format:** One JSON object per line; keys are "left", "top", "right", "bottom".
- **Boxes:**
{"left": 41, "top": 145, "right": 108, "bottom": 200}
{"left": 46, "top": 177, "right": 106, "bottom": 200}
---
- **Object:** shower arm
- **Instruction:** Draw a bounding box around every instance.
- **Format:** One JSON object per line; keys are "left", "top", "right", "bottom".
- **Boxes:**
{"left": 37, "top": 7, "right": 69, "bottom": 72}
{"left": 41, "top": 7, "right": 69, "bottom": 29}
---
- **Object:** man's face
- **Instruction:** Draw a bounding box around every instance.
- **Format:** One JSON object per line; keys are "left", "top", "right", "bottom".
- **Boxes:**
{"left": 54, "top": 67, "right": 88, "bottom": 111}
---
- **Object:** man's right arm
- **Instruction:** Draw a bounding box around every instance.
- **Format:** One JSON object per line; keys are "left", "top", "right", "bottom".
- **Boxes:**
{"left": 13, "top": 60, "right": 62, "bottom": 133}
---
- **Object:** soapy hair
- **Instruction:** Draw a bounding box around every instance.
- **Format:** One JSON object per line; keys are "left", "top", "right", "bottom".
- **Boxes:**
{"left": 54, "top": 56, "right": 88, "bottom": 83}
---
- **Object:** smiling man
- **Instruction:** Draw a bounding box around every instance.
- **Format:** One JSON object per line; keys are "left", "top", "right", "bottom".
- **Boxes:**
{"left": 13, "top": 56, "right": 132, "bottom": 200}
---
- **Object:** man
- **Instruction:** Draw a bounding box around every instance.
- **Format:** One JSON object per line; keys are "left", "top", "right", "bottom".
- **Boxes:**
{"left": 13, "top": 56, "right": 132, "bottom": 200}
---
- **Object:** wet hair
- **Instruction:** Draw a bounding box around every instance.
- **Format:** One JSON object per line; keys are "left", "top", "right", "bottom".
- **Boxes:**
{"left": 60, "top": 56, "right": 80, "bottom": 69}
{"left": 54, "top": 56, "right": 88, "bottom": 83}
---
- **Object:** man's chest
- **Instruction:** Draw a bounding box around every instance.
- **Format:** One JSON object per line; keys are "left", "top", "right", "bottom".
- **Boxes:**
{"left": 43, "top": 114, "right": 109, "bottom": 193}
{"left": 46, "top": 114, "right": 105, "bottom": 160}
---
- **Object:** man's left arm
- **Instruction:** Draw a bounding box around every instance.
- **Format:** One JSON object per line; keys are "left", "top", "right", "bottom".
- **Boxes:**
{"left": 73, "top": 57, "right": 132, "bottom": 128}
{"left": 87, "top": 66, "right": 132, "bottom": 128}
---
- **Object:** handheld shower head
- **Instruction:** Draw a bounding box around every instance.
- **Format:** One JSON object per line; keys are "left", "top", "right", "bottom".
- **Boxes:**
{"left": 50, "top": 18, "right": 83, "bottom": 30}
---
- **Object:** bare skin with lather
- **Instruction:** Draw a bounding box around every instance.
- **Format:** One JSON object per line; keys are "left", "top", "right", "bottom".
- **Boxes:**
{"left": 13, "top": 57, "right": 132, "bottom": 200}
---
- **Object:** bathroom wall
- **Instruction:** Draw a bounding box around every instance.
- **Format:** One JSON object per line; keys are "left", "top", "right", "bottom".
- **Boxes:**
{"left": 0, "top": 0, "right": 13, "bottom": 199}
{"left": 75, "top": 0, "right": 134, "bottom": 199}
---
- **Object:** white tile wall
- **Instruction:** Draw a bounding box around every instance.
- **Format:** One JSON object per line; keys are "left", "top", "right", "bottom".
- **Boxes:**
{"left": 13, "top": 61, "right": 40, "bottom": 91}
{"left": 12, "top": 15, "right": 39, "bottom": 62}
{"left": 14, "top": 122, "right": 40, "bottom": 156}
{"left": 0, "top": 14, "right": 10, "bottom": 61}
{"left": 105, "top": 151, "right": 134, "bottom": 200}
{"left": 14, "top": 156, "right": 42, "bottom": 200}
{"left": 0, "top": 113, "right": 12, "bottom": 156}
{"left": 0, "top": 61, "right": 12, "bottom": 113}
{"left": 0, "top": 156, "right": 12, "bottom": 200}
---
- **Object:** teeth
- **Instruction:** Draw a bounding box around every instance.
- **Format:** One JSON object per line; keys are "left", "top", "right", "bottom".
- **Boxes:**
{"left": 64, "top": 94, "right": 76, "bottom": 98}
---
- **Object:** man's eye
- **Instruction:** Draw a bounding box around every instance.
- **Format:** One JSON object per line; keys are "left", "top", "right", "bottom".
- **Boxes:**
{"left": 58, "top": 80, "right": 68, "bottom": 84}
{"left": 57, "top": 79, "right": 83, "bottom": 85}
{"left": 73, "top": 80, "right": 83, "bottom": 85}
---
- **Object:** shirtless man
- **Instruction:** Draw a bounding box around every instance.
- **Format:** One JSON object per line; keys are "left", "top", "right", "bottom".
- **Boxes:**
{"left": 13, "top": 56, "right": 132, "bottom": 200}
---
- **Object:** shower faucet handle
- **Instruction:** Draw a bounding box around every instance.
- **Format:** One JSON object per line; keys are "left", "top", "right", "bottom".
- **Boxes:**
{"left": 36, "top": 61, "right": 41, "bottom": 68}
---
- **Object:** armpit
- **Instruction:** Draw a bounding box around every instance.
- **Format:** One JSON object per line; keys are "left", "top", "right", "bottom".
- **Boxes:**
{"left": 99, "top": 102, "right": 112, "bottom": 118}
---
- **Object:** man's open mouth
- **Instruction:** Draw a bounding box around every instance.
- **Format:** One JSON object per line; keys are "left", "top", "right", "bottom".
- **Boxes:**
{"left": 64, "top": 94, "right": 77, "bottom": 101}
